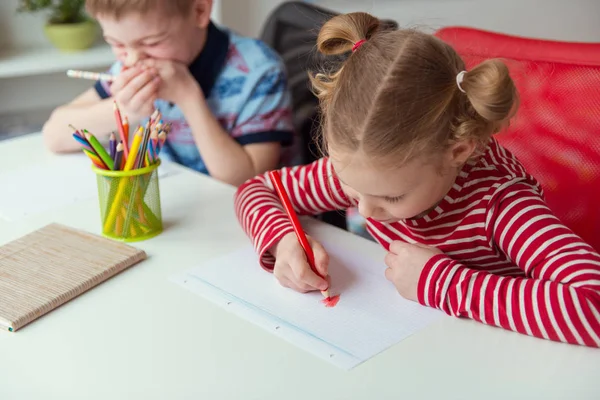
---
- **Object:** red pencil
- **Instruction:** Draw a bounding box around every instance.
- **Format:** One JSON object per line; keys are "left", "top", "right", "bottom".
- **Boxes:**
{"left": 113, "top": 102, "right": 129, "bottom": 159}
{"left": 268, "top": 170, "right": 330, "bottom": 299}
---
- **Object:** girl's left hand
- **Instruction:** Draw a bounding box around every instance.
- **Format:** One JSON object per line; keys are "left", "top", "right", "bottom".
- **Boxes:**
{"left": 384, "top": 241, "right": 442, "bottom": 301}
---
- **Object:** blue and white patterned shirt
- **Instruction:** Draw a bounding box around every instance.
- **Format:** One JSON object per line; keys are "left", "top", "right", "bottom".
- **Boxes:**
{"left": 95, "top": 22, "right": 295, "bottom": 174}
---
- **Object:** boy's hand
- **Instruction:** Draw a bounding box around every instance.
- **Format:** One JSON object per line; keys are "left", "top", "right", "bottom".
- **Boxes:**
{"left": 141, "top": 59, "right": 201, "bottom": 105}
{"left": 111, "top": 66, "right": 160, "bottom": 121}
{"left": 384, "top": 241, "right": 442, "bottom": 301}
{"left": 270, "top": 233, "right": 330, "bottom": 293}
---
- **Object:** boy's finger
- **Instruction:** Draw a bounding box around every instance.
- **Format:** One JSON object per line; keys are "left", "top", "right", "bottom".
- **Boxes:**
{"left": 129, "top": 77, "right": 159, "bottom": 111}
{"left": 112, "top": 67, "right": 141, "bottom": 90}
{"left": 291, "top": 260, "right": 328, "bottom": 291}
{"left": 119, "top": 72, "right": 157, "bottom": 105}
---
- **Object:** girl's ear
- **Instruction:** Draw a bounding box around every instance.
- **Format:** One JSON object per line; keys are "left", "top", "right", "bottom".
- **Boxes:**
{"left": 447, "top": 139, "right": 477, "bottom": 167}
{"left": 192, "top": 0, "right": 213, "bottom": 28}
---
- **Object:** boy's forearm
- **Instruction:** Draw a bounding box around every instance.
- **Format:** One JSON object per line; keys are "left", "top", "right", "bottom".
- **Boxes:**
{"left": 179, "top": 91, "right": 257, "bottom": 186}
{"left": 42, "top": 99, "right": 117, "bottom": 153}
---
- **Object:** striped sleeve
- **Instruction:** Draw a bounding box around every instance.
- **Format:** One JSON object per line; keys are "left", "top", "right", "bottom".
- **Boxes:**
{"left": 234, "top": 158, "right": 352, "bottom": 270}
{"left": 417, "top": 183, "right": 600, "bottom": 347}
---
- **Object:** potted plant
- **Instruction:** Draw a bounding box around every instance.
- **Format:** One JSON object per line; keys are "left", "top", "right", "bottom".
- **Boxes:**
{"left": 18, "top": 0, "right": 98, "bottom": 52}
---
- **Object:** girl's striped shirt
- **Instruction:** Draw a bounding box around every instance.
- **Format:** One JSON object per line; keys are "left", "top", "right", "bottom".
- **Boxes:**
{"left": 234, "top": 139, "right": 600, "bottom": 347}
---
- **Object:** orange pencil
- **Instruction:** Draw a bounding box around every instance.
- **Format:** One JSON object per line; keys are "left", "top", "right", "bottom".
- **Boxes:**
{"left": 122, "top": 116, "right": 129, "bottom": 147}
{"left": 83, "top": 148, "right": 106, "bottom": 169}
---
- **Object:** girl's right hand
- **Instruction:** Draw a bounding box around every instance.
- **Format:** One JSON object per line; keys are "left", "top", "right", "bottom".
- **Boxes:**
{"left": 271, "top": 233, "right": 330, "bottom": 293}
{"left": 110, "top": 66, "right": 160, "bottom": 121}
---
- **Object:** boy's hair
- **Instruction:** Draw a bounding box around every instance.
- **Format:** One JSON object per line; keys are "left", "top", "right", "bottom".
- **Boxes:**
{"left": 86, "top": 0, "right": 195, "bottom": 19}
{"left": 310, "top": 12, "right": 518, "bottom": 165}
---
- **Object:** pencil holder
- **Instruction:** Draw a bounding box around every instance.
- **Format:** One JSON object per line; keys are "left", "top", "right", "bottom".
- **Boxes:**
{"left": 93, "top": 160, "right": 163, "bottom": 242}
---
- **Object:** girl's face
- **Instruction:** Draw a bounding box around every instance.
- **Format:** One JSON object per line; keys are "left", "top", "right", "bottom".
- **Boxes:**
{"left": 330, "top": 144, "right": 473, "bottom": 222}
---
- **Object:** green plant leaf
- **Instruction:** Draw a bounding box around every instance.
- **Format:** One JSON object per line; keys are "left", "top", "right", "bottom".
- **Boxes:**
{"left": 17, "top": 0, "right": 85, "bottom": 24}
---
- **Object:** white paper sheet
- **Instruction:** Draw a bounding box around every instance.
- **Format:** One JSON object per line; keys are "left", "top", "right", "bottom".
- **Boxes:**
{"left": 0, "top": 154, "right": 179, "bottom": 221}
{"left": 171, "top": 234, "right": 442, "bottom": 369}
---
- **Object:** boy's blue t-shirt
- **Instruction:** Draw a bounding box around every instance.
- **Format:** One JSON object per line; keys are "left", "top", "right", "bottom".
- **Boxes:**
{"left": 95, "top": 22, "right": 295, "bottom": 174}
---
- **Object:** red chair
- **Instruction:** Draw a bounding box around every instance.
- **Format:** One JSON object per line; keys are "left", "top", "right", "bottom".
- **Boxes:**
{"left": 435, "top": 27, "right": 600, "bottom": 251}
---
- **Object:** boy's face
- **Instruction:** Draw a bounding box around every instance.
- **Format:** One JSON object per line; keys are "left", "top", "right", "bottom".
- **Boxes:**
{"left": 97, "top": 1, "right": 211, "bottom": 67}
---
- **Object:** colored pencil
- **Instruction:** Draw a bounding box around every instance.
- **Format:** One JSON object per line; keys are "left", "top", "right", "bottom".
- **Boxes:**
{"left": 122, "top": 126, "right": 151, "bottom": 235}
{"left": 113, "top": 102, "right": 129, "bottom": 159}
{"left": 150, "top": 109, "right": 160, "bottom": 125}
{"left": 123, "top": 128, "right": 143, "bottom": 172}
{"left": 67, "top": 69, "right": 115, "bottom": 81}
{"left": 122, "top": 116, "right": 129, "bottom": 147}
{"left": 268, "top": 170, "right": 330, "bottom": 299}
{"left": 72, "top": 133, "right": 93, "bottom": 153}
{"left": 114, "top": 142, "right": 124, "bottom": 171}
{"left": 69, "top": 124, "right": 83, "bottom": 138}
{"left": 84, "top": 130, "right": 114, "bottom": 171}
{"left": 149, "top": 130, "right": 159, "bottom": 164}
{"left": 109, "top": 132, "right": 117, "bottom": 160}
{"left": 103, "top": 129, "right": 143, "bottom": 232}
{"left": 136, "top": 124, "right": 151, "bottom": 169}
{"left": 83, "top": 148, "right": 106, "bottom": 169}
{"left": 157, "top": 131, "right": 166, "bottom": 155}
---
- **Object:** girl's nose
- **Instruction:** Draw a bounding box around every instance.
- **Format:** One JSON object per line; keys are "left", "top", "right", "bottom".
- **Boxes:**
{"left": 358, "top": 200, "right": 376, "bottom": 219}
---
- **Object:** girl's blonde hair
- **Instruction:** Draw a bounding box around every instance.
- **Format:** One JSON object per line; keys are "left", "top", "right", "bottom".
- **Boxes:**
{"left": 310, "top": 12, "right": 518, "bottom": 165}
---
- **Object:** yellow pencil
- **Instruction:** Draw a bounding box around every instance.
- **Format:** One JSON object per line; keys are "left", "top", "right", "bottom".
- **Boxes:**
{"left": 123, "top": 127, "right": 143, "bottom": 171}
{"left": 83, "top": 149, "right": 105, "bottom": 168}
{"left": 104, "top": 128, "right": 144, "bottom": 232}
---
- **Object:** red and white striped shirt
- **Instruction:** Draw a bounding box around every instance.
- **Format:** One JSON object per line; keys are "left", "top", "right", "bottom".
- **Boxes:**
{"left": 234, "top": 139, "right": 600, "bottom": 347}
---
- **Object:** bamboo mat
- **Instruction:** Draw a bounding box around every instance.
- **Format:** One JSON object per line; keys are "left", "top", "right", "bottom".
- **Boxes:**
{"left": 0, "top": 223, "right": 146, "bottom": 332}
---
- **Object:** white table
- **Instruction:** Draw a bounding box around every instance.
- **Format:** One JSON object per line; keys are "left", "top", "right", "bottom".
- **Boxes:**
{"left": 0, "top": 134, "right": 598, "bottom": 400}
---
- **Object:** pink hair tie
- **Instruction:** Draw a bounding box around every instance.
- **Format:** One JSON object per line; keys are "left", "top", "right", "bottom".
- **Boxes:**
{"left": 352, "top": 39, "right": 367, "bottom": 52}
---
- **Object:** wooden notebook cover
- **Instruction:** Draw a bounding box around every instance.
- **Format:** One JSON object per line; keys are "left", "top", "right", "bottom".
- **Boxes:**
{"left": 0, "top": 223, "right": 146, "bottom": 332}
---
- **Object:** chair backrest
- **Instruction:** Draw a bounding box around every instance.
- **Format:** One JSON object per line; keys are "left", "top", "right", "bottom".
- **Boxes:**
{"left": 260, "top": 1, "right": 398, "bottom": 229}
{"left": 436, "top": 27, "right": 600, "bottom": 250}
{"left": 260, "top": 1, "right": 398, "bottom": 164}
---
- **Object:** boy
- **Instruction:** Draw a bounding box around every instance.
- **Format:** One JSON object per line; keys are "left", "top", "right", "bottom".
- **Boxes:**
{"left": 43, "top": 0, "right": 294, "bottom": 186}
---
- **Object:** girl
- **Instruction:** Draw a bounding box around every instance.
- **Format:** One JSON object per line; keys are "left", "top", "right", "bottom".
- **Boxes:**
{"left": 234, "top": 12, "right": 600, "bottom": 347}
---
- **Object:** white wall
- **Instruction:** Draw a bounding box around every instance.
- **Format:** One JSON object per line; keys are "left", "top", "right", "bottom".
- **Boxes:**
{"left": 221, "top": 0, "right": 600, "bottom": 42}
{"left": 0, "top": 0, "right": 92, "bottom": 49}
{"left": 0, "top": 0, "right": 222, "bottom": 49}
{"left": 1, "top": 0, "right": 598, "bottom": 134}
{"left": 0, "top": 0, "right": 222, "bottom": 134}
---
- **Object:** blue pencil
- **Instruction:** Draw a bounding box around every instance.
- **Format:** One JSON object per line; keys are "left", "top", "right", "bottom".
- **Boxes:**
{"left": 72, "top": 133, "right": 93, "bottom": 152}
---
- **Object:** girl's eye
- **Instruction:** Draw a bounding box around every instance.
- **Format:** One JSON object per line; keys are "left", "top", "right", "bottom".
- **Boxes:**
{"left": 385, "top": 195, "right": 405, "bottom": 203}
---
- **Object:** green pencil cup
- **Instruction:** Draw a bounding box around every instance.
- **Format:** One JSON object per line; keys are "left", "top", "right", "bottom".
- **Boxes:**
{"left": 93, "top": 160, "right": 163, "bottom": 242}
